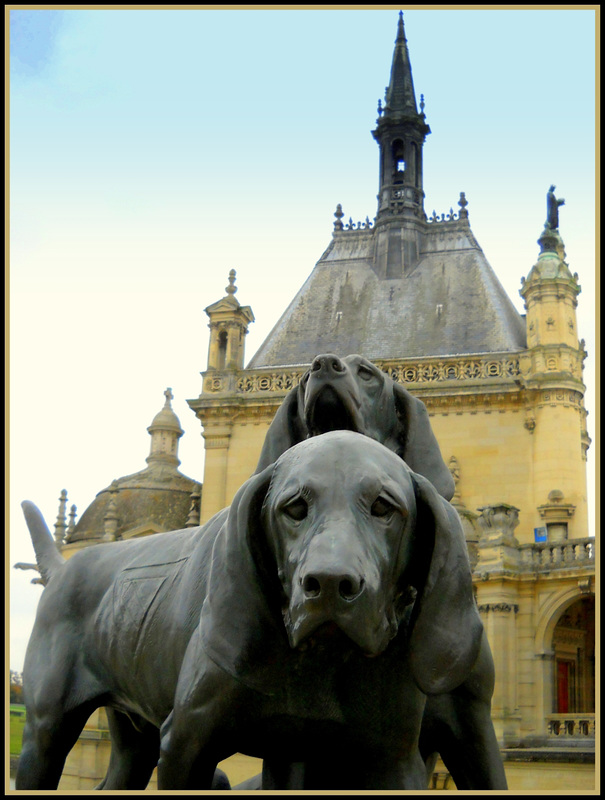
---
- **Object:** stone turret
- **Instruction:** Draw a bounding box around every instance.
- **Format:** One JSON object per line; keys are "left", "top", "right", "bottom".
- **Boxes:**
{"left": 205, "top": 270, "right": 254, "bottom": 373}
{"left": 371, "top": 11, "right": 431, "bottom": 276}
{"left": 519, "top": 192, "right": 590, "bottom": 541}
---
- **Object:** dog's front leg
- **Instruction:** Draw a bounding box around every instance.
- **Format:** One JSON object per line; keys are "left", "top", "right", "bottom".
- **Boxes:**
{"left": 157, "top": 630, "right": 242, "bottom": 789}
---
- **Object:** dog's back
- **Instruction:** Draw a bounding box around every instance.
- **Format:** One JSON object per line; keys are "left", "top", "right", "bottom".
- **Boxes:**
{"left": 22, "top": 509, "right": 225, "bottom": 728}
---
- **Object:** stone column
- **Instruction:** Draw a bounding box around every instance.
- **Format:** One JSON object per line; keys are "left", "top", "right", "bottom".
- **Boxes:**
{"left": 200, "top": 424, "right": 233, "bottom": 523}
{"left": 475, "top": 503, "right": 522, "bottom": 746}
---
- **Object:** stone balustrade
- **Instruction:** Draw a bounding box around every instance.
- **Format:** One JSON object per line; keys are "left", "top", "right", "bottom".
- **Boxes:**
{"left": 519, "top": 538, "right": 594, "bottom": 571}
{"left": 546, "top": 713, "right": 595, "bottom": 740}
{"left": 203, "top": 352, "right": 523, "bottom": 396}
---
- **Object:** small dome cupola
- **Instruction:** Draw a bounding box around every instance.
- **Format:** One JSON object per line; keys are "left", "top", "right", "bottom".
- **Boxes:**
{"left": 146, "top": 388, "right": 184, "bottom": 468}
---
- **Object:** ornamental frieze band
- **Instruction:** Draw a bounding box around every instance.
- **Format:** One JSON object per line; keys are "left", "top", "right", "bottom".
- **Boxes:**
{"left": 202, "top": 353, "right": 525, "bottom": 395}
{"left": 477, "top": 604, "right": 520, "bottom": 614}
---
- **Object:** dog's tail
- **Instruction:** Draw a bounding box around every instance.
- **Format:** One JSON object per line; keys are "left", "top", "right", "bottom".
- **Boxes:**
{"left": 21, "top": 501, "right": 66, "bottom": 586}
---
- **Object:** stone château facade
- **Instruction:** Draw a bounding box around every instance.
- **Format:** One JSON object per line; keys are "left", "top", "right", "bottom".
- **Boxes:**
{"left": 33, "top": 12, "right": 594, "bottom": 792}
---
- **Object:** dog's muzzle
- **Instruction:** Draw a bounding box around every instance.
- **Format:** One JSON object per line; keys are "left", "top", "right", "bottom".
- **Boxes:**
{"left": 304, "top": 355, "right": 362, "bottom": 436}
{"left": 285, "top": 559, "right": 398, "bottom": 657}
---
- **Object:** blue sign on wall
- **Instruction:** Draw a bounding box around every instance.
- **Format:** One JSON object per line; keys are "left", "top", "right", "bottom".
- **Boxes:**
{"left": 534, "top": 527, "right": 547, "bottom": 543}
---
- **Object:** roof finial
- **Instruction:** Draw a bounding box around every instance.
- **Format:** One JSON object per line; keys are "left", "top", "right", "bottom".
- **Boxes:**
{"left": 334, "top": 203, "right": 344, "bottom": 231}
{"left": 54, "top": 489, "right": 68, "bottom": 547}
{"left": 164, "top": 387, "right": 174, "bottom": 407}
{"left": 103, "top": 481, "right": 119, "bottom": 542}
{"left": 458, "top": 192, "right": 469, "bottom": 219}
{"left": 225, "top": 269, "right": 237, "bottom": 296}
{"left": 397, "top": 10, "right": 405, "bottom": 42}
{"left": 65, "top": 504, "right": 77, "bottom": 542}
{"left": 420, "top": 93, "right": 425, "bottom": 113}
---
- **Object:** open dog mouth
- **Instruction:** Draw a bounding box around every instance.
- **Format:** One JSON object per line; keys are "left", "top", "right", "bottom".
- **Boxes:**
{"left": 304, "top": 386, "right": 360, "bottom": 437}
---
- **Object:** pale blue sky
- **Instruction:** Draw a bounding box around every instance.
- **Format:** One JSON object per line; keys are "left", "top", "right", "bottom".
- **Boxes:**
{"left": 9, "top": 7, "right": 597, "bottom": 670}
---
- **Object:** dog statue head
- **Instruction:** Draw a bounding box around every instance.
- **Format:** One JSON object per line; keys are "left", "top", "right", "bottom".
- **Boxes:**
{"left": 202, "top": 431, "right": 482, "bottom": 696}
{"left": 255, "top": 354, "right": 455, "bottom": 501}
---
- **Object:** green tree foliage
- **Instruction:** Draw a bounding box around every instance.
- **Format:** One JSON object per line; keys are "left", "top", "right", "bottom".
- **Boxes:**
{"left": 10, "top": 670, "right": 24, "bottom": 704}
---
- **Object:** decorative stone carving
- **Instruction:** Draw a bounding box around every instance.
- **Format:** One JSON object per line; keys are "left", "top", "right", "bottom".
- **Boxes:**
{"left": 476, "top": 504, "right": 521, "bottom": 574}
{"left": 477, "top": 603, "right": 519, "bottom": 614}
{"left": 334, "top": 203, "right": 344, "bottom": 230}
{"left": 53, "top": 490, "right": 68, "bottom": 548}
{"left": 102, "top": 481, "right": 120, "bottom": 542}
{"left": 537, "top": 490, "right": 576, "bottom": 541}
{"left": 186, "top": 487, "right": 202, "bottom": 528}
{"left": 477, "top": 504, "right": 520, "bottom": 547}
{"left": 447, "top": 455, "right": 479, "bottom": 571}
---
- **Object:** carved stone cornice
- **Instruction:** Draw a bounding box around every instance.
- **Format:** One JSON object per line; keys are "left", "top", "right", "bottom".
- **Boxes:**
{"left": 518, "top": 345, "right": 586, "bottom": 390}
{"left": 191, "top": 354, "right": 585, "bottom": 424}
{"left": 477, "top": 603, "right": 519, "bottom": 614}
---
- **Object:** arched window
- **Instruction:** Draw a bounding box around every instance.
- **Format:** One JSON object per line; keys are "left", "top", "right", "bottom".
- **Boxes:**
{"left": 392, "top": 139, "right": 405, "bottom": 183}
{"left": 552, "top": 596, "right": 595, "bottom": 713}
{"left": 217, "top": 330, "right": 228, "bottom": 370}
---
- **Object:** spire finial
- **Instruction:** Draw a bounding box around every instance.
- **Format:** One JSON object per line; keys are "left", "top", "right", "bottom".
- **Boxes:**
{"left": 225, "top": 269, "right": 237, "bottom": 296}
{"left": 334, "top": 203, "right": 344, "bottom": 231}
{"left": 458, "top": 192, "right": 469, "bottom": 219}
{"left": 164, "top": 387, "right": 174, "bottom": 407}
{"left": 381, "top": 10, "right": 419, "bottom": 117}
{"left": 397, "top": 10, "right": 405, "bottom": 41}
{"left": 54, "top": 489, "right": 68, "bottom": 547}
{"left": 103, "top": 481, "right": 119, "bottom": 542}
{"left": 65, "top": 504, "right": 77, "bottom": 542}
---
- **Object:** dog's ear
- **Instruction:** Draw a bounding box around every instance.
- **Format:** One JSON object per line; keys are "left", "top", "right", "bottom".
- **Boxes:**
{"left": 407, "top": 472, "right": 483, "bottom": 695}
{"left": 199, "top": 464, "right": 288, "bottom": 694}
{"left": 254, "top": 382, "right": 307, "bottom": 473}
{"left": 392, "top": 383, "right": 455, "bottom": 501}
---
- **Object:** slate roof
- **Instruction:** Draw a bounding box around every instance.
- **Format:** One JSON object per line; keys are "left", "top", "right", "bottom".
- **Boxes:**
{"left": 247, "top": 222, "right": 527, "bottom": 368}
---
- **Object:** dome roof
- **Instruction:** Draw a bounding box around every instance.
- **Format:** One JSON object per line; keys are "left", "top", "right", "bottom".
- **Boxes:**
{"left": 66, "top": 466, "right": 200, "bottom": 543}
{"left": 64, "top": 389, "right": 201, "bottom": 545}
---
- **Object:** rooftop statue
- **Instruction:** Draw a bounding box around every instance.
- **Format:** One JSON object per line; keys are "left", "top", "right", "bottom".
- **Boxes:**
{"left": 546, "top": 184, "right": 565, "bottom": 230}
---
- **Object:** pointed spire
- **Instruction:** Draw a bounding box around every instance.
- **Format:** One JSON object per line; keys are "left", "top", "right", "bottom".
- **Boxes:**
{"left": 186, "top": 486, "right": 202, "bottom": 527}
{"left": 65, "top": 504, "right": 77, "bottom": 543}
{"left": 383, "top": 11, "right": 419, "bottom": 118}
{"left": 54, "top": 489, "right": 68, "bottom": 547}
{"left": 103, "top": 481, "right": 119, "bottom": 541}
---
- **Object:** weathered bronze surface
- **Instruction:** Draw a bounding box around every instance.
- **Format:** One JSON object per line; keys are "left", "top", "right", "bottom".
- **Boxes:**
{"left": 256, "top": 353, "right": 455, "bottom": 501}
{"left": 18, "top": 425, "right": 505, "bottom": 789}
{"left": 546, "top": 184, "right": 565, "bottom": 230}
{"left": 18, "top": 352, "right": 508, "bottom": 789}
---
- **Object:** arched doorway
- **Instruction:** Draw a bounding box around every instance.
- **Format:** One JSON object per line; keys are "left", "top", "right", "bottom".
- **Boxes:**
{"left": 552, "top": 596, "right": 595, "bottom": 714}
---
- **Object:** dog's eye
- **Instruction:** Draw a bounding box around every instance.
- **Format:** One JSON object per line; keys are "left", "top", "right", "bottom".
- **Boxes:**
{"left": 371, "top": 497, "right": 396, "bottom": 518}
{"left": 357, "top": 366, "right": 375, "bottom": 382}
{"left": 282, "top": 498, "right": 308, "bottom": 522}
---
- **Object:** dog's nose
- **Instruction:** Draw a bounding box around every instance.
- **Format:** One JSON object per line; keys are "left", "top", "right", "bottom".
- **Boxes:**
{"left": 301, "top": 570, "right": 365, "bottom": 602}
{"left": 311, "top": 354, "right": 346, "bottom": 375}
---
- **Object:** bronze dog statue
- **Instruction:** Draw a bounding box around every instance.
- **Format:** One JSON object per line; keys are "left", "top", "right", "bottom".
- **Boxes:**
{"left": 18, "top": 432, "right": 494, "bottom": 790}
{"left": 253, "top": 354, "right": 507, "bottom": 789}
{"left": 256, "top": 353, "right": 455, "bottom": 501}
